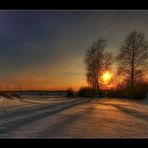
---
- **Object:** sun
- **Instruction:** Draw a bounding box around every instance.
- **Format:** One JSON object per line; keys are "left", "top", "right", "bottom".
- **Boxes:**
{"left": 102, "top": 71, "right": 112, "bottom": 84}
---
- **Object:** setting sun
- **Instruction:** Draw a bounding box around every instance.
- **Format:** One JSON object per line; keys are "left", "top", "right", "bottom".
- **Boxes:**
{"left": 102, "top": 71, "right": 112, "bottom": 84}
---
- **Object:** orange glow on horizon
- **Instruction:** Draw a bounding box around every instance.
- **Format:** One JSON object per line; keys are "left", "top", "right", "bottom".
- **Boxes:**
{"left": 1, "top": 70, "right": 147, "bottom": 91}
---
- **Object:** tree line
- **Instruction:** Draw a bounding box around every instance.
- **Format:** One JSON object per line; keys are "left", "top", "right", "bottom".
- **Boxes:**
{"left": 84, "top": 30, "right": 148, "bottom": 98}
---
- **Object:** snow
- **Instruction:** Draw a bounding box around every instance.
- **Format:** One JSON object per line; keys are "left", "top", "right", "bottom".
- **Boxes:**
{"left": 0, "top": 95, "right": 148, "bottom": 138}
{"left": 0, "top": 96, "right": 28, "bottom": 108}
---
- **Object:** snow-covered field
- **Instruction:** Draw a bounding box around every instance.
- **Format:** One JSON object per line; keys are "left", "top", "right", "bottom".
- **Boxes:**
{"left": 0, "top": 95, "right": 148, "bottom": 138}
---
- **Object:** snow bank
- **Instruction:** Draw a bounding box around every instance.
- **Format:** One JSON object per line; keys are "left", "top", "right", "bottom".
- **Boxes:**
{"left": 0, "top": 96, "right": 27, "bottom": 107}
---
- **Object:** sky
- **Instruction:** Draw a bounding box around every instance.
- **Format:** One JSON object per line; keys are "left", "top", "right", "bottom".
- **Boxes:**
{"left": 0, "top": 10, "right": 148, "bottom": 90}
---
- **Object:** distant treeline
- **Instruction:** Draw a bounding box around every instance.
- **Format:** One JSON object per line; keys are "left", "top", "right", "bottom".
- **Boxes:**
{"left": 66, "top": 84, "right": 148, "bottom": 99}
{"left": 1, "top": 90, "right": 66, "bottom": 93}
{"left": 14, "top": 90, "right": 66, "bottom": 93}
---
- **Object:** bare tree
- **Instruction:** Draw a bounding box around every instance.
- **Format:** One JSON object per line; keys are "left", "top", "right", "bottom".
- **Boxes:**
{"left": 6, "top": 84, "right": 10, "bottom": 93}
{"left": 84, "top": 38, "right": 113, "bottom": 89}
{"left": 117, "top": 30, "right": 148, "bottom": 89}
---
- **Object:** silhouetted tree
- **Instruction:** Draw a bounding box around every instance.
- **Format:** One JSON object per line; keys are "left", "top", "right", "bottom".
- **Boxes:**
{"left": 117, "top": 30, "right": 148, "bottom": 90}
{"left": 84, "top": 38, "right": 113, "bottom": 89}
{"left": 66, "top": 87, "right": 75, "bottom": 97}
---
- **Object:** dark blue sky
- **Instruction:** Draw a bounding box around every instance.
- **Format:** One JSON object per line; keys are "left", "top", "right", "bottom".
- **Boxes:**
{"left": 0, "top": 10, "right": 148, "bottom": 90}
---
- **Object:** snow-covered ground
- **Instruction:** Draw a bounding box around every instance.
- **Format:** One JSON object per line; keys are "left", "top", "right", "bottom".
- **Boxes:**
{"left": 0, "top": 95, "right": 148, "bottom": 138}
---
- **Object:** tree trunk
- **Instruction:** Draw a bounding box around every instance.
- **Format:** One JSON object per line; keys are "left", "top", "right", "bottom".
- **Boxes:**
{"left": 96, "top": 78, "right": 99, "bottom": 89}
{"left": 131, "top": 39, "right": 135, "bottom": 90}
{"left": 96, "top": 69, "right": 99, "bottom": 89}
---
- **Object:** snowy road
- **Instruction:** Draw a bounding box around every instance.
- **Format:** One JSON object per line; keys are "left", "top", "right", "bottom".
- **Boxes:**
{"left": 0, "top": 97, "right": 148, "bottom": 138}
